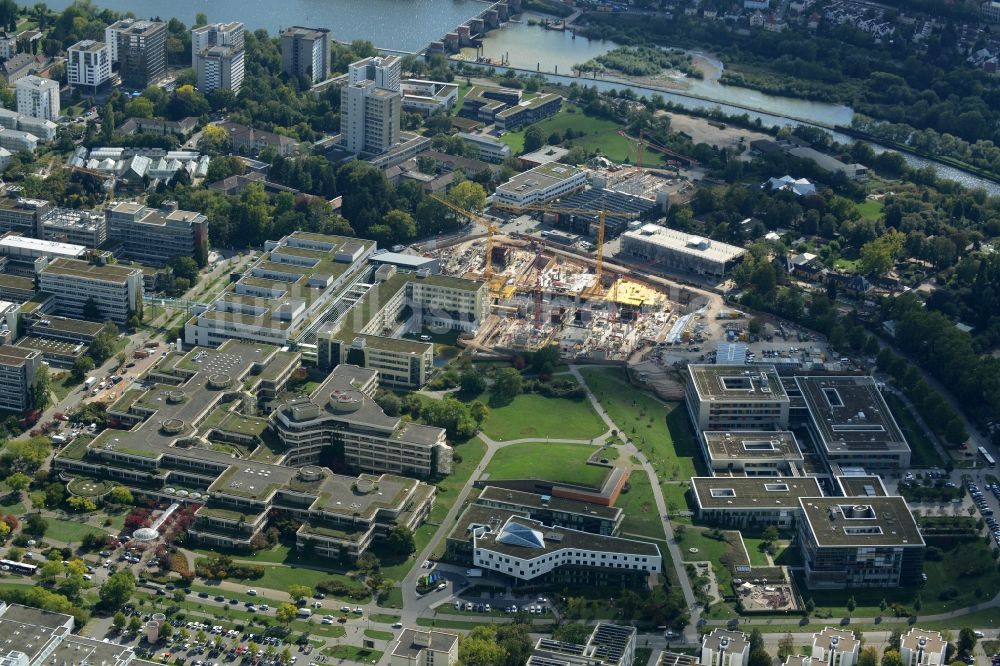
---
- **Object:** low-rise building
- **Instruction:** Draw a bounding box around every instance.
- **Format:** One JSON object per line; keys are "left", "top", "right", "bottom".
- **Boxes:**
{"left": 0, "top": 188, "right": 48, "bottom": 236}
{"left": 455, "top": 132, "right": 512, "bottom": 163}
{"left": 794, "top": 375, "right": 910, "bottom": 471}
{"left": 461, "top": 86, "right": 522, "bottom": 123}
{"left": 106, "top": 201, "right": 208, "bottom": 266}
{"left": 389, "top": 629, "right": 460, "bottom": 666}
{"left": 475, "top": 486, "right": 623, "bottom": 535}
{"left": 0, "top": 128, "right": 39, "bottom": 153}
{"left": 685, "top": 364, "right": 790, "bottom": 432}
{"left": 528, "top": 624, "right": 636, "bottom": 666}
{"left": 702, "top": 430, "right": 803, "bottom": 476}
{"left": 797, "top": 496, "right": 924, "bottom": 589}
{"left": 494, "top": 93, "right": 562, "bottom": 131}
{"left": 690, "top": 476, "right": 823, "bottom": 528}
{"left": 400, "top": 79, "right": 459, "bottom": 115}
{"left": 0, "top": 234, "right": 87, "bottom": 276}
{"left": 0, "top": 53, "right": 36, "bottom": 84}
{"left": 0, "top": 108, "right": 57, "bottom": 142}
{"left": 117, "top": 117, "right": 198, "bottom": 137}
{"left": 788, "top": 146, "right": 868, "bottom": 181}
{"left": 42, "top": 207, "right": 108, "bottom": 247}
{"left": 620, "top": 224, "right": 746, "bottom": 277}
{"left": 269, "top": 363, "right": 452, "bottom": 478}
{"left": 38, "top": 258, "right": 143, "bottom": 325}
{"left": 493, "top": 163, "right": 587, "bottom": 207}
{"left": 219, "top": 121, "right": 299, "bottom": 157}
{"left": 453, "top": 507, "right": 661, "bottom": 586}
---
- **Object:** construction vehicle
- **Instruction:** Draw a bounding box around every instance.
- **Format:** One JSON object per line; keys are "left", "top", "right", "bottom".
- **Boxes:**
{"left": 494, "top": 202, "right": 640, "bottom": 298}
{"left": 430, "top": 194, "right": 501, "bottom": 291}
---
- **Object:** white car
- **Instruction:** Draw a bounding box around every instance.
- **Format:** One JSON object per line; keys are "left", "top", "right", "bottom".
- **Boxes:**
{"left": 321, "top": 618, "right": 334, "bottom": 625}
{"left": 246, "top": 589, "right": 257, "bottom": 596}
{"left": 340, "top": 605, "right": 351, "bottom": 613}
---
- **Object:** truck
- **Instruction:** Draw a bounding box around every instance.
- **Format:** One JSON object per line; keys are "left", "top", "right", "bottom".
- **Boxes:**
{"left": 143, "top": 341, "right": 160, "bottom": 348}
{"left": 466, "top": 569, "right": 483, "bottom": 578}
{"left": 134, "top": 350, "right": 150, "bottom": 359}
{"left": 296, "top": 608, "right": 312, "bottom": 619}
{"left": 83, "top": 377, "right": 97, "bottom": 390}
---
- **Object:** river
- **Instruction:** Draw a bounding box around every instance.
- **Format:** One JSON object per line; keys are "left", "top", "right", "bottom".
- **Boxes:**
{"left": 40, "top": 0, "right": 490, "bottom": 53}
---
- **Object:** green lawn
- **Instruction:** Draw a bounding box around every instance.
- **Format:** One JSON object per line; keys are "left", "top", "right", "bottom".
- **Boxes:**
{"left": 368, "top": 613, "right": 401, "bottom": 624}
{"left": 661, "top": 482, "right": 692, "bottom": 522}
{"left": 884, "top": 393, "right": 944, "bottom": 468}
{"left": 742, "top": 537, "right": 771, "bottom": 566}
{"left": 856, "top": 199, "right": 884, "bottom": 221}
{"left": 44, "top": 518, "right": 109, "bottom": 544}
{"left": 229, "top": 564, "right": 359, "bottom": 593}
{"left": 321, "top": 646, "right": 383, "bottom": 663}
{"left": 486, "top": 442, "right": 609, "bottom": 489}
{"left": 615, "top": 473, "right": 665, "bottom": 540}
{"left": 364, "top": 629, "right": 395, "bottom": 641}
{"left": 499, "top": 104, "right": 661, "bottom": 164}
{"left": 580, "top": 367, "right": 701, "bottom": 481}
{"left": 472, "top": 391, "right": 606, "bottom": 441}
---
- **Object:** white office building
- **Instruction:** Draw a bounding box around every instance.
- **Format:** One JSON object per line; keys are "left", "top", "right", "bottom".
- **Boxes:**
{"left": 38, "top": 258, "right": 143, "bottom": 326}
{"left": 15, "top": 76, "right": 59, "bottom": 121}
{"left": 493, "top": 163, "right": 587, "bottom": 207}
{"left": 66, "top": 40, "right": 111, "bottom": 91}
{"left": 456, "top": 132, "right": 511, "bottom": 163}
{"left": 192, "top": 22, "right": 245, "bottom": 93}
{"left": 341, "top": 56, "right": 402, "bottom": 156}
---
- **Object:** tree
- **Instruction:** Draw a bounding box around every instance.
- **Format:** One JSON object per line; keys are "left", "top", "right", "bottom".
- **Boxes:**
{"left": 384, "top": 526, "right": 415, "bottom": 557}
{"left": 70, "top": 355, "right": 95, "bottom": 382}
{"left": 32, "top": 365, "right": 50, "bottom": 410}
{"left": 748, "top": 649, "right": 772, "bottom": 666}
{"left": 858, "top": 646, "right": 879, "bottom": 666}
{"left": 957, "top": 627, "right": 977, "bottom": 654}
{"left": 492, "top": 368, "right": 523, "bottom": 405}
{"left": 470, "top": 400, "right": 489, "bottom": 424}
{"left": 160, "top": 622, "right": 173, "bottom": 640}
{"left": 112, "top": 611, "right": 126, "bottom": 631}
{"left": 459, "top": 626, "right": 507, "bottom": 666}
{"left": 108, "top": 486, "right": 133, "bottom": 505}
{"left": 448, "top": 181, "right": 487, "bottom": 215}
{"left": 761, "top": 525, "right": 779, "bottom": 547}
{"left": 128, "top": 616, "right": 142, "bottom": 633}
{"left": 287, "top": 585, "right": 312, "bottom": 602}
{"left": 82, "top": 297, "right": 101, "bottom": 321}
{"left": 530, "top": 345, "right": 560, "bottom": 375}
{"left": 199, "top": 124, "right": 231, "bottom": 154}
{"left": 99, "top": 569, "right": 136, "bottom": 609}
{"left": 66, "top": 496, "right": 97, "bottom": 512}
{"left": 5, "top": 472, "right": 30, "bottom": 497}
{"left": 523, "top": 125, "right": 545, "bottom": 153}
{"left": 169, "top": 256, "right": 199, "bottom": 283}
{"left": 459, "top": 369, "right": 486, "bottom": 396}
{"left": 859, "top": 229, "right": 904, "bottom": 277}
{"left": 881, "top": 650, "right": 904, "bottom": 666}
{"left": 275, "top": 602, "right": 297, "bottom": 625}
{"left": 777, "top": 634, "right": 795, "bottom": 660}
{"left": 846, "top": 595, "right": 856, "bottom": 613}
{"left": 25, "top": 514, "right": 48, "bottom": 537}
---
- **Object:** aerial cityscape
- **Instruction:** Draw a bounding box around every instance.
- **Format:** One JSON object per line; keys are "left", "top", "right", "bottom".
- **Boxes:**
{"left": 0, "top": 0, "right": 994, "bottom": 665}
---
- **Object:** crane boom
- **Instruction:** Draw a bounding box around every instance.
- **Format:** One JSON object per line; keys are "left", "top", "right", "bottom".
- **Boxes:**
{"left": 430, "top": 194, "right": 498, "bottom": 280}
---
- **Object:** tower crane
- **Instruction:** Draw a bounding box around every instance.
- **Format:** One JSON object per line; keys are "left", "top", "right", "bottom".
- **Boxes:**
{"left": 429, "top": 194, "right": 502, "bottom": 292}
{"left": 494, "top": 202, "right": 640, "bottom": 298}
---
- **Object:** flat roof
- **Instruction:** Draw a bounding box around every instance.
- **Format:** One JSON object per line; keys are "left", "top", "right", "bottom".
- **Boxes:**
{"left": 798, "top": 496, "right": 923, "bottom": 548}
{"left": 496, "top": 92, "right": 561, "bottom": 116}
{"left": 477, "top": 485, "right": 622, "bottom": 521}
{"left": 0, "top": 235, "right": 87, "bottom": 257}
{"left": 702, "top": 431, "right": 802, "bottom": 463}
{"left": 462, "top": 508, "right": 658, "bottom": 558}
{"left": 623, "top": 224, "right": 746, "bottom": 264}
{"left": 496, "top": 163, "right": 585, "bottom": 197}
{"left": 688, "top": 364, "right": 788, "bottom": 402}
{"left": 41, "top": 257, "right": 140, "bottom": 283}
{"left": 795, "top": 375, "right": 909, "bottom": 454}
{"left": 834, "top": 475, "right": 888, "bottom": 497}
{"left": 29, "top": 315, "right": 104, "bottom": 337}
{"left": 691, "top": 476, "right": 822, "bottom": 510}
{"left": 899, "top": 629, "right": 946, "bottom": 658}
{"left": 391, "top": 629, "right": 459, "bottom": 659}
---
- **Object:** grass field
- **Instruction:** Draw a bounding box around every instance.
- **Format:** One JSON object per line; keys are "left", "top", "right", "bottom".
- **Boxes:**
{"left": 229, "top": 564, "right": 358, "bottom": 593}
{"left": 368, "top": 613, "right": 401, "bottom": 624}
{"left": 856, "top": 199, "right": 884, "bottom": 221}
{"left": 615, "top": 473, "right": 665, "bottom": 540}
{"left": 364, "top": 629, "right": 395, "bottom": 641}
{"left": 498, "top": 104, "right": 661, "bottom": 164}
{"left": 472, "top": 391, "right": 606, "bottom": 441}
{"left": 884, "top": 393, "right": 944, "bottom": 468}
{"left": 44, "top": 518, "right": 109, "bottom": 544}
{"left": 486, "top": 442, "right": 608, "bottom": 489}
{"left": 661, "top": 482, "right": 692, "bottom": 521}
{"left": 580, "top": 367, "right": 701, "bottom": 481}
{"left": 322, "top": 645, "right": 383, "bottom": 663}
{"left": 742, "top": 537, "right": 771, "bottom": 566}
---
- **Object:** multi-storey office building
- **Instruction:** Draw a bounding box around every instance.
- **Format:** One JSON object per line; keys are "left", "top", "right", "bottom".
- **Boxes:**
{"left": 620, "top": 224, "right": 746, "bottom": 278}
{"left": 685, "top": 364, "right": 790, "bottom": 432}
{"left": 474, "top": 486, "right": 623, "bottom": 536}
{"left": 106, "top": 201, "right": 208, "bottom": 266}
{"left": 797, "top": 496, "right": 925, "bottom": 589}
{"left": 315, "top": 265, "right": 486, "bottom": 388}
{"left": 690, "top": 476, "right": 823, "bottom": 528}
{"left": 0, "top": 234, "right": 87, "bottom": 276}
{"left": 38, "top": 258, "right": 143, "bottom": 325}
{"left": 494, "top": 93, "right": 562, "bottom": 131}
{"left": 53, "top": 341, "right": 437, "bottom": 560}
{"left": 898, "top": 629, "right": 947, "bottom": 666}
{"left": 42, "top": 207, "right": 107, "bottom": 247}
{"left": 700, "top": 630, "right": 750, "bottom": 666}
{"left": 185, "top": 231, "right": 374, "bottom": 348}
{"left": 0, "top": 189, "right": 48, "bottom": 236}
{"left": 114, "top": 20, "right": 167, "bottom": 89}
{"left": 527, "top": 624, "right": 636, "bottom": 666}
{"left": 269, "top": 364, "right": 452, "bottom": 477}
{"left": 280, "top": 26, "right": 330, "bottom": 83}
{"left": 66, "top": 40, "right": 111, "bottom": 92}
{"left": 0, "top": 345, "right": 41, "bottom": 411}
{"left": 15, "top": 75, "right": 59, "bottom": 120}
{"left": 701, "top": 430, "right": 803, "bottom": 476}
{"left": 390, "top": 629, "right": 460, "bottom": 666}
{"left": 493, "top": 163, "right": 587, "bottom": 207}
{"left": 795, "top": 375, "right": 911, "bottom": 471}
{"left": 192, "top": 22, "right": 245, "bottom": 93}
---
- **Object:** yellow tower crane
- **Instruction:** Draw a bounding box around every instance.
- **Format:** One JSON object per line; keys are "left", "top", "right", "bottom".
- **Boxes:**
{"left": 494, "top": 203, "right": 640, "bottom": 298}
{"left": 430, "top": 194, "right": 502, "bottom": 292}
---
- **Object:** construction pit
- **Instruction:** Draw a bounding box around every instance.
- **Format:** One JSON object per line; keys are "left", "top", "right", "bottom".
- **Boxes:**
{"left": 430, "top": 236, "right": 682, "bottom": 362}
